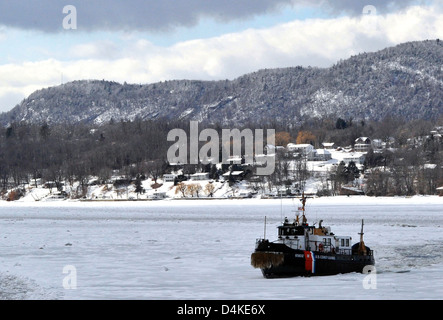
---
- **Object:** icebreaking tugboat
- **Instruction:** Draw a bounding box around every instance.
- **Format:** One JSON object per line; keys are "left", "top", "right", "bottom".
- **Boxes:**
{"left": 251, "top": 194, "right": 375, "bottom": 278}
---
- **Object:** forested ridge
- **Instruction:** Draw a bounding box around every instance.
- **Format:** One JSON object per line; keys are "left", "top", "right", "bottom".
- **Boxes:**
{"left": 1, "top": 39, "right": 441, "bottom": 127}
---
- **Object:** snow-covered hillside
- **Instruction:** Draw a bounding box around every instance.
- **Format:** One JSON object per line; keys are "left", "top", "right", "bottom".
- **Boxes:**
{"left": 1, "top": 40, "right": 441, "bottom": 127}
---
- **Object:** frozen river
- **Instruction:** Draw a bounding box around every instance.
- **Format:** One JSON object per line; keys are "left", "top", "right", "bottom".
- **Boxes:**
{"left": 0, "top": 196, "right": 442, "bottom": 300}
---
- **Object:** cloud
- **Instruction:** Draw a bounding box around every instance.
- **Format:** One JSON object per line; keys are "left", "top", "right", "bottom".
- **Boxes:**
{"left": 319, "top": 0, "right": 425, "bottom": 15}
{"left": 0, "top": 0, "right": 296, "bottom": 32}
{"left": 0, "top": 0, "right": 428, "bottom": 32}
{"left": 69, "top": 40, "right": 121, "bottom": 59}
{"left": 0, "top": 4, "right": 441, "bottom": 112}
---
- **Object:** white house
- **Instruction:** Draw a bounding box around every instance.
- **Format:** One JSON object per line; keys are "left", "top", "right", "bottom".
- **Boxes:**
{"left": 354, "top": 137, "right": 371, "bottom": 152}
{"left": 343, "top": 153, "right": 366, "bottom": 165}
{"left": 163, "top": 174, "right": 178, "bottom": 182}
{"left": 322, "top": 142, "right": 335, "bottom": 149}
{"left": 287, "top": 144, "right": 316, "bottom": 159}
{"left": 314, "top": 149, "right": 332, "bottom": 161}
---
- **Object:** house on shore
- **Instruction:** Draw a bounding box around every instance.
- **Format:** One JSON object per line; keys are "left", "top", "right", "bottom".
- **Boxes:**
{"left": 287, "top": 143, "right": 316, "bottom": 159}
{"left": 163, "top": 174, "right": 178, "bottom": 182}
{"left": 354, "top": 137, "right": 371, "bottom": 152}
{"left": 322, "top": 142, "right": 335, "bottom": 149}
{"left": 314, "top": 149, "right": 332, "bottom": 161}
{"left": 342, "top": 153, "right": 366, "bottom": 165}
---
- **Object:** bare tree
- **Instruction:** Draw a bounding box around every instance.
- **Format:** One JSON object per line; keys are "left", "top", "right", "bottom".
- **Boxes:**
{"left": 175, "top": 182, "right": 187, "bottom": 198}
{"left": 204, "top": 182, "right": 216, "bottom": 197}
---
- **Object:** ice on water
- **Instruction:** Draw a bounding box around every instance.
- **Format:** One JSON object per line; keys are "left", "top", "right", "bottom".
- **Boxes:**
{"left": 0, "top": 196, "right": 442, "bottom": 299}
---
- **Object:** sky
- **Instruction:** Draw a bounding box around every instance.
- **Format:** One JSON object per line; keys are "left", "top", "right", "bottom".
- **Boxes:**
{"left": 0, "top": 0, "right": 441, "bottom": 112}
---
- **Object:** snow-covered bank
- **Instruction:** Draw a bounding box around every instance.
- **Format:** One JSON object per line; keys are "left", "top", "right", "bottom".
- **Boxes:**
{"left": 309, "top": 195, "right": 443, "bottom": 206}
{"left": 2, "top": 194, "right": 443, "bottom": 208}
{"left": 6, "top": 177, "right": 255, "bottom": 203}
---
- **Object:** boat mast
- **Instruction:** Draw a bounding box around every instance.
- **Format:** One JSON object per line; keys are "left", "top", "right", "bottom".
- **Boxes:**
{"left": 264, "top": 216, "right": 267, "bottom": 240}
{"left": 359, "top": 219, "right": 364, "bottom": 241}
{"left": 299, "top": 192, "right": 312, "bottom": 225}
{"left": 358, "top": 219, "right": 367, "bottom": 255}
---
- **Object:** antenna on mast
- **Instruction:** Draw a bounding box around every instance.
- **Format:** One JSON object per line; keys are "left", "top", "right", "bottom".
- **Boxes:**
{"left": 298, "top": 192, "right": 312, "bottom": 225}
{"left": 264, "top": 216, "right": 267, "bottom": 240}
{"left": 280, "top": 188, "right": 283, "bottom": 223}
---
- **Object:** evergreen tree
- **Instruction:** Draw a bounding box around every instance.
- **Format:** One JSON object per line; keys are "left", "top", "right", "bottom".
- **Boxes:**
{"left": 335, "top": 118, "right": 347, "bottom": 130}
{"left": 134, "top": 174, "right": 144, "bottom": 198}
{"left": 346, "top": 161, "right": 360, "bottom": 181}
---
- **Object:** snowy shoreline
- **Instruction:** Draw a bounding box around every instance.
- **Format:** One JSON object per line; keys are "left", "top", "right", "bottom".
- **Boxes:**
{"left": 1, "top": 194, "right": 443, "bottom": 207}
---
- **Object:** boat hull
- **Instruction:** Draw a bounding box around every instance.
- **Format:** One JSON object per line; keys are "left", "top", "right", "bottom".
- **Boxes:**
{"left": 252, "top": 242, "right": 375, "bottom": 278}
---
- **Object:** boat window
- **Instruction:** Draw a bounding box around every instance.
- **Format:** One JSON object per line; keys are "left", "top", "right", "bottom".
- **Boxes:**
{"left": 279, "top": 226, "right": 305, "bottom": 236}
{"left": 346, "top": 239, "right": 349, "bottom": 247}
